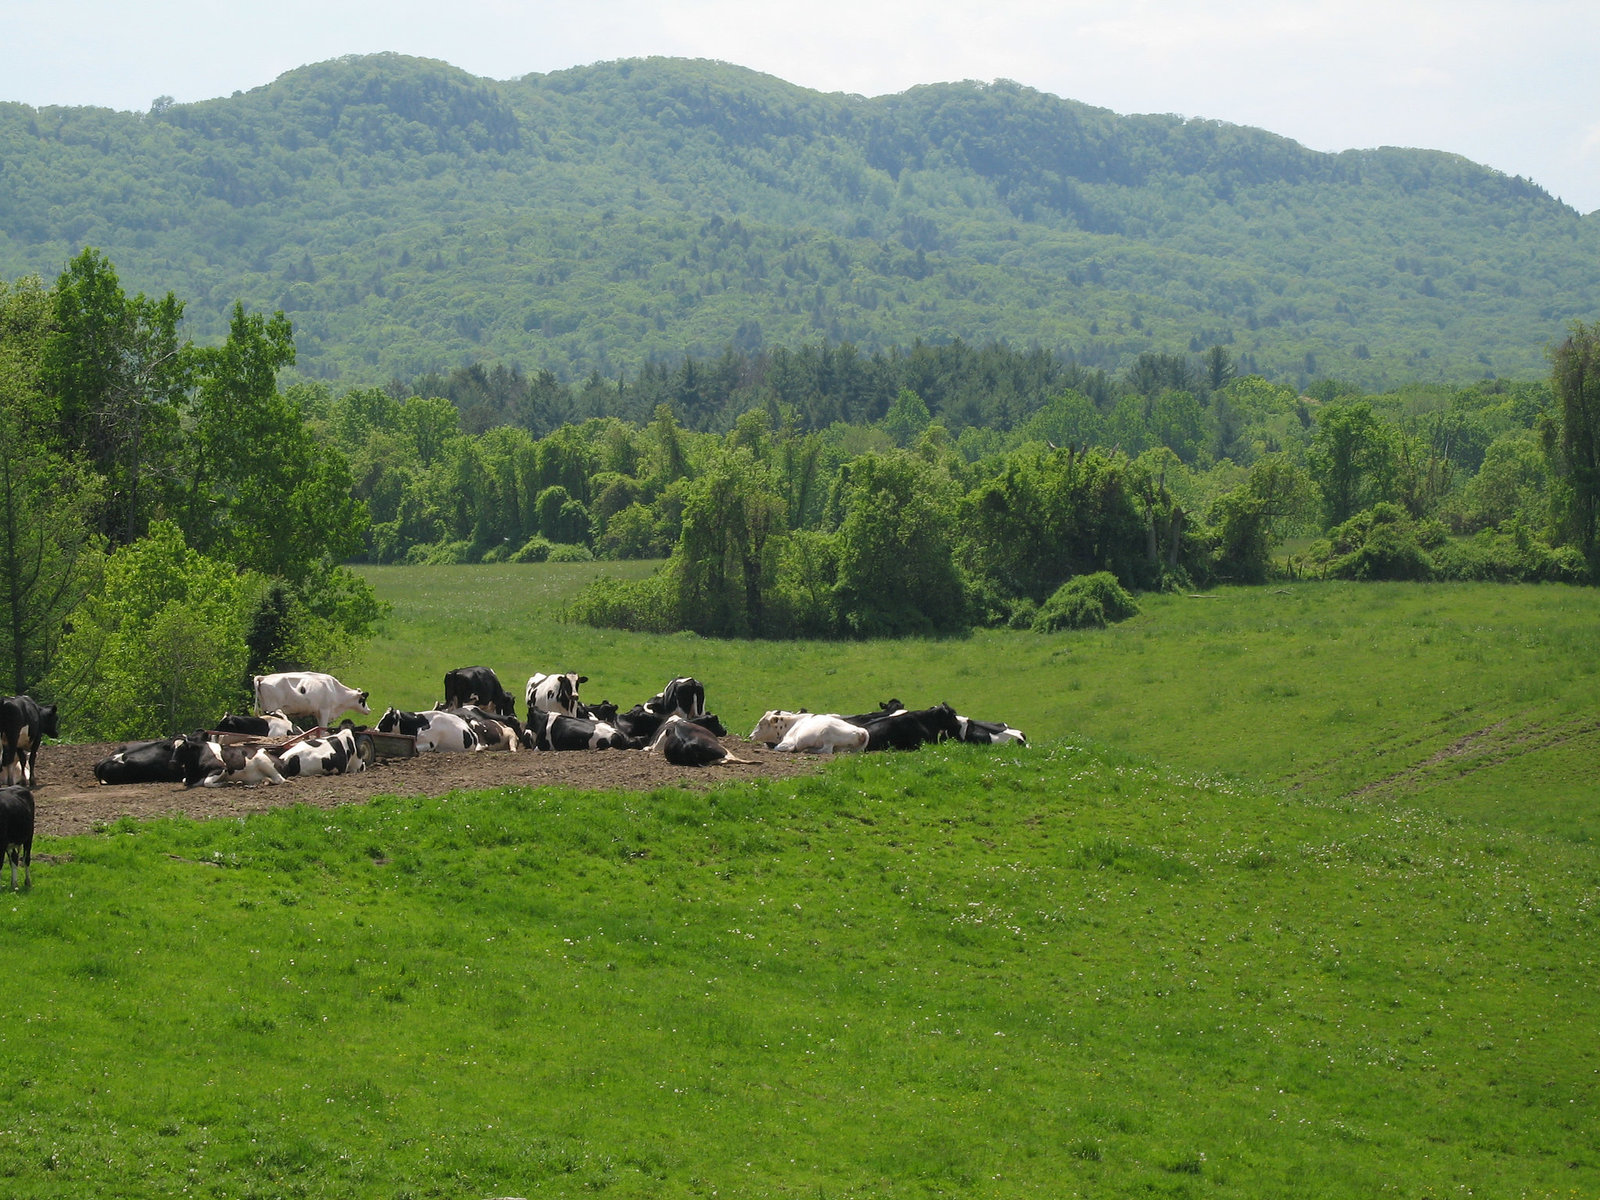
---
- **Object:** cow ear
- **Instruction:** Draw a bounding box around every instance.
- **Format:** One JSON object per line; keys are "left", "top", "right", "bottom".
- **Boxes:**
{"left": 578, "top": 676, "right": 589, "bottom": 684}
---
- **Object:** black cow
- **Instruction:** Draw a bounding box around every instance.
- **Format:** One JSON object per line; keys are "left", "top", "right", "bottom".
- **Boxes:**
{"left": 443, "top": 667, "right": 517, "bottom": 718}
{"left": 644, "top": 677, "right": 706, "bottom": 719}
{"left": 955, "top": 715, "right": 1027, "bottom": 745}
{"left": 848, "top": 702, "right": 962, "bottom": 751}
{"left": 526, "top": 710, "right": 643, "bottom": 752}
{"left": 1, "top": 695, "right": 59, "bottom": 788}
{"left": 0, "top": 786, "right": 33, "bottom": 890}
{"left": 646, "top": 715, "right": 745, "bottom": 766}
{"left": 613, "top": 704, "right": 728, "bottom": 742}
{"left": 214, "top": 711, "right": 300, "bottom": 738}
{"left": 94, "top": 738, "right": 187, "bottom": 785}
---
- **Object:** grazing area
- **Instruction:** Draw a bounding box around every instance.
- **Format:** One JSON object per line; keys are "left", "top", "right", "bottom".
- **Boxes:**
{"left": 5, "top": 563, "right": 1598, "bottom": 1196}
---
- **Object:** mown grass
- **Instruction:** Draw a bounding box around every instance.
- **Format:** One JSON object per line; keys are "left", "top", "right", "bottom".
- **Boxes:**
{"left": 351, "top": 566, "right": 1600, "bottom": 839}
{"left": 7, "top": 743, "right": 1598, "bottom": 1197}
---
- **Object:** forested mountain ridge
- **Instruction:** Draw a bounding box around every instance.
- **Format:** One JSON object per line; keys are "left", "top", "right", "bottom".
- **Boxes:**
{"left": 1, "top": 53, "right": 1595, "bottom": 388}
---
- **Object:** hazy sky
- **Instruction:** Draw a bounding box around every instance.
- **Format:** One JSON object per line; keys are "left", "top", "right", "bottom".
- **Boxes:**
{"left": 9, "top": 0, "right": 1598, "bottom": 213}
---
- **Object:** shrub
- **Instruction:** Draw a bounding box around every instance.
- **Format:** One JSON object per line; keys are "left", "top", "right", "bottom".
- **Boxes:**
{"left": 546, "top": 542, "right": 594, "bottom": 563}
{"left": 1032, "top": 571, "right": 1139, "bottom": 633}
{"left": 508, "top": 535, "right": 554, "bottom": 564}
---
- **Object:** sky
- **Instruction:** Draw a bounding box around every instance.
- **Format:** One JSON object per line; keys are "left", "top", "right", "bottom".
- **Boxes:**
{"left": 9, "top": 0, "right": 1599, "bottom": 213}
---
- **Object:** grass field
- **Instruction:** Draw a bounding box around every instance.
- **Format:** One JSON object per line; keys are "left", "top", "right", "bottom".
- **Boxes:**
{"left": 5, "top": 565, "right": 1597, "bottom": 1197}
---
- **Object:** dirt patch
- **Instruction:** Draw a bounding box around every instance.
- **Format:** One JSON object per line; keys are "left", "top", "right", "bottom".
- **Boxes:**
{"left": 26, "top": 737, "right": 824, "bottom": 838}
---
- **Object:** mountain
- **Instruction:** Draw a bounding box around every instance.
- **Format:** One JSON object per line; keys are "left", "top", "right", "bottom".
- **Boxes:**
{"left": 1, "top": 53, "right": 1595, "bottom": 390}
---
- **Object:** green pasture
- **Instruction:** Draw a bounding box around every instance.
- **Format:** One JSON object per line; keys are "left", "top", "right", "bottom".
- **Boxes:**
{"left": 6, "top": 566, "right": 1597, "bottom": 1196}
{"left": 350, "top": 564, "right": 1600, "bottom": 839}
{"left": 7, "top": 744, "right": 1597, "bottom": 1197}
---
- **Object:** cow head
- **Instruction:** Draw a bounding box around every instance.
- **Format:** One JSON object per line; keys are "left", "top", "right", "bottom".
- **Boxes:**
{"left": 38, "top": 703, "right": 59, "bottom": 738}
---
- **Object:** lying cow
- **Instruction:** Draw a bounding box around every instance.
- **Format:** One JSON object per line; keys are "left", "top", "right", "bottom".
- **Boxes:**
{"left": 616, "top": 704, "right": 728, "bottom": 742}
{"left": 0, "top": 786, "right": 33, "bottom": 890}
{"left": 253, "top": 672, "right": 370, "bottom": 729}
{"left": 278, "top": 728, "right": 364, "bottom": 777}
{"left": 646, "top": 715, "right": 747, "bottom": 766}
{"left": 94, "top": 738, "right": 187, "bottom": 785}
{"left": 376, "top": 707, "right": 481, "bottom": 753}
{"left": 847, "top": 702, "right": 962, "bottom": 751}
{"left": 525, "top": 672, "right": 587, "bottom": 717}
{"left": 214, "top": 711, "right": 300, "bottom": 738}
{"left": 442, "top": 666, "right": 517, "bottom": 717}
{"left": 644, "top": 676, "right": 706, "bottom": 719}
{"left": 1, "top": 694, "right": 59, "bottom": 787}
{"left": 749, "top": 709, "right": 808, "bottom": 747}
{"left": 955, "top": 715, "right": 1027, "bottom": 745}
{"left": 526, "top": 710, "right": 642, "bottom": 752}
{"left": 773, "top": 713, "right": 870, "bottom": 754}
{"left": 440, "top": 705, "right": 529, "bottom": 751}
{"left": 171, "top": 734, "right": 287, "bottom": 788}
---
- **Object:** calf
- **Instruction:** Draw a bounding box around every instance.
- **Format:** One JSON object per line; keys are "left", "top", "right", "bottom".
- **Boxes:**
{"left": 214, "top": 711, "right": 300, "bottom": 738}
{"left": 1, "top": 695, "right": 59, "bottom": 787}
{"left": 94, "top": 738, "right": 187, "bottom": 785}
{"left": 525, "top": 672, "right": 587, "bottom": 717}
{"left": 253, "top": 672, "right": 370, "bottom": 729}
{"left": 278, "top": 728, "right": 364, "bottom": 777}
{"left": 644, "top": 676, "right": 706, "bottom": 719}
{"left": 773, "top": 714, "right": 870, "bottom": 754}
{"left": 0, "top": 786, "right": 33, "bottom": 890}
{"left": 171, "top": 734, "right": 287, "bottom": 788}
{"left": 646, "top": 715, "right": 746, "bottom": 766}
{"left": 955, "top": 715, "right": 1027, "bottom": 745}
{"left": 376, "top": 707, "right": 481, "bottom": 753}
{"left": 526, "top": 710, "right": 642, "bottom": 752}
{"left": 442, "top": 666, "right": 517, "bottom": 718}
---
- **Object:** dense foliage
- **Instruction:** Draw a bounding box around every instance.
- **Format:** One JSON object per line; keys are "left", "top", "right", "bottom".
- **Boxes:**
{"left": 0, "top": 253, "right": 382, "bottom": 737}
{"left": 2, "top": 54, "right": 1597, "bottom": 388}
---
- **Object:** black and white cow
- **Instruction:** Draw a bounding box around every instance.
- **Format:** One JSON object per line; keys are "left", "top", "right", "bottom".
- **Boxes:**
{"left": 955, "top": 715, "right": 1027, "bottom": 745}
{"left": 847, "top": 702, "right": 962, "bottom": 751}
{"left": 442, "top": 667, "right": 517, "bottom": 718}
{"left": 376, "top": 707, "right": 481, "bottom": 753}
{"left": 171, "top": 734, "right": 287, "bottom": 788}
{"left": 214, "top": 711, "right": 300, "bottom": 738}
{"left": 253, "top": 672, "right": 370, "bottom": 729}
{"left": 526, "top": 709, "right": 643, "bottom": 752}
{"left": 0, "top": 786, "right": 33, "bottom": 890}
{"left": 1, "top": 695, "right": 59, "bottom": 787}
{"left": 440, "top": 705, "right": 530, "bottom": 751}
{"left": 644, "top": 676, "right": 706, "bottom": 719}
{"left": 277, "top": 728, "right": 364, "bottom": 777}
{"left": 525, "top": 672, "right": 588, "bottom": 717}
{"left": 93, "top": 738, "right": 188, "bottom": 785}
{"left": 646, "top": 715, "right": 746, "bottom": 766}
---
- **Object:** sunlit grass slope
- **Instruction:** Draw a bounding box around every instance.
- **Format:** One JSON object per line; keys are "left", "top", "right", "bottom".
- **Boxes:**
{"left": 7, "top": 743, "right": 1597, "bottom": 1197}
{"left": 350, "top": 566, "right": 1600, "bottom": 839}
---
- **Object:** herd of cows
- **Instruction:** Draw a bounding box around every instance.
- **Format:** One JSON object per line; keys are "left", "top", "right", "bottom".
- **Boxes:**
{"left": 0, "top": 667, "right": 1025, "bottom": 889}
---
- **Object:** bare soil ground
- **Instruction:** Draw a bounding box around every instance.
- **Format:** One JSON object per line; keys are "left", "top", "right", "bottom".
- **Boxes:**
{"left": 28, "top": 737, "right": 822, "bottom": 838}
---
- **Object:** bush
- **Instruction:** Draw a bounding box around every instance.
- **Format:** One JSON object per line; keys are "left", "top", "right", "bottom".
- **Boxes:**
{"left": 508, "top": 535, "right": 554, "bottom": 564}
{"left": 1032, "top": 572, "right": 1139, "bottom": 633}
{"left": 566, "top": 574, "right": 677, "bottom": 633}
{"left": 546, "top": 542, "right": 594, "bottom": 563}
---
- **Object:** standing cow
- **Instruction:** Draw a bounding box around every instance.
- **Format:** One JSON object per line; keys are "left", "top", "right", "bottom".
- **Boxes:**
{"left": 253, "top": 672, "right": 370, "bottom": 729}
{"left": 442, "top": 667, "right": 517, "bottom": 717}
{"left": 0, "top": 786, "right": 33, "bottom": 890}
{"left": 1, "top": 695, "right": 59, "bottom": 787}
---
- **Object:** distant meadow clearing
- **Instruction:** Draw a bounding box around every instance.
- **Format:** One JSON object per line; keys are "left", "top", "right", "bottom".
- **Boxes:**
{"left": 3, "top": 565, "right": 1596, "bottom": 1197}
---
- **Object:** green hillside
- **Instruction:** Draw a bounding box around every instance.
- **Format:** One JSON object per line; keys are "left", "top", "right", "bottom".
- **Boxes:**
{"left": 2, "top": 53, "right": 1596, "bottom": 388}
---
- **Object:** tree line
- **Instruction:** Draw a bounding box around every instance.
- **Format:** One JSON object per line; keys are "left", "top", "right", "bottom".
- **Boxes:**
{"left": 6, "top": 249, "right": 1599, "bottom": 740}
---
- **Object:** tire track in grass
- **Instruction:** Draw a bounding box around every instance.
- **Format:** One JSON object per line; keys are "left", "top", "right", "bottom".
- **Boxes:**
{"left": 1344, "top": 714, "right": 1600, "bottom": 801}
